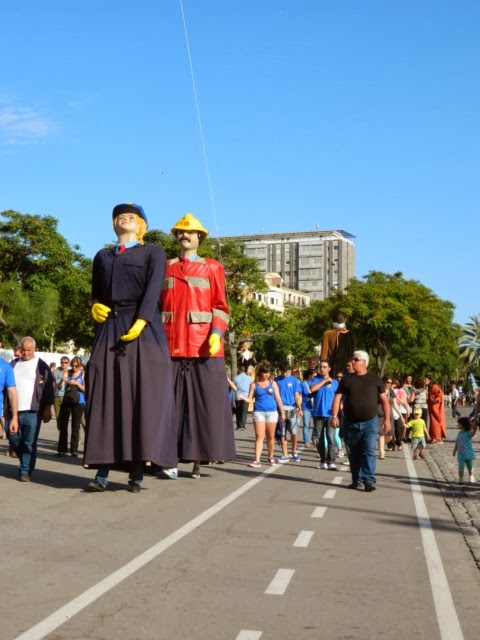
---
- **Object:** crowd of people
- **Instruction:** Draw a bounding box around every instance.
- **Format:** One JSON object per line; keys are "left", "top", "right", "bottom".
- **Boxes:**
{"left": 0, "top": 207, "right": 478, "bottom": 491}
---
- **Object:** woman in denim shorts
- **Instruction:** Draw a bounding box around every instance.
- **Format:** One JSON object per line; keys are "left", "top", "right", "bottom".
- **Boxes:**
{"left": 242, "top": 361, "right": 285, "bottom": 468}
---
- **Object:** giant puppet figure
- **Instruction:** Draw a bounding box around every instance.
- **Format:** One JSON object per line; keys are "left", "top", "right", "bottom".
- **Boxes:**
{"left": 320, "top": 310, "right": 356, "bottom": 377}
{"left": 159, "top": 213, "right": 236, "bottom": 479}
{"left": 84, "top": 203, "right": 177, "bottom": 492}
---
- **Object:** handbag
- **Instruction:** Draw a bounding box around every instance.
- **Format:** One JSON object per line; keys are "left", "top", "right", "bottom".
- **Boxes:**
{"left": 62, "top": 383, "right": 80, "bottom": 407}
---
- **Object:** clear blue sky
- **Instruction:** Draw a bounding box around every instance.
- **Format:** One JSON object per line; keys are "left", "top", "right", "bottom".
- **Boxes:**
{"left": 1, "top": 1, "right": 478, "bottom": 324}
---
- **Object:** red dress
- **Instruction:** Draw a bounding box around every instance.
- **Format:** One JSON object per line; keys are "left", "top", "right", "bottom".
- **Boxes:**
{"left": 427, "top": 384, "right": 446, "bottom": 442}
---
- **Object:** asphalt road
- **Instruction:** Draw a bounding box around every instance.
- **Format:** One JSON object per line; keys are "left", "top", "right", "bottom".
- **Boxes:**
{"left": 1, "top": 416, "right": 479, "bottom": 640}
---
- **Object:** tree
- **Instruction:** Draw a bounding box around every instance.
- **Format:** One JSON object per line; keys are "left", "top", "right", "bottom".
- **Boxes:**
{"left": 304, "top": 271, "right": 460, "bottom": 378}
{"left": 458, "top": 315, "right": 480, "bottom": 381}
{"left": 0, "top": 210, "right": 93, "bottom": 349}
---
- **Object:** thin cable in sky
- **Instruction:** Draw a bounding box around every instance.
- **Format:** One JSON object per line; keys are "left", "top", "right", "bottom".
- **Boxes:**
{"left": 179, "top": 0, "right": 222, "bottom": 256}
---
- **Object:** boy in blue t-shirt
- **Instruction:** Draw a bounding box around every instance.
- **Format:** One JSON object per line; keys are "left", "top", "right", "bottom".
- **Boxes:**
{"left": 274, "top": 363, "right": 303, "bottom": 461}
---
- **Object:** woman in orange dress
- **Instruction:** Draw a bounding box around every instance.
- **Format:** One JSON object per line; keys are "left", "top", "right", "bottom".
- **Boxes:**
{"left": 427, "top": 382, "right": 446, "bottom": 442}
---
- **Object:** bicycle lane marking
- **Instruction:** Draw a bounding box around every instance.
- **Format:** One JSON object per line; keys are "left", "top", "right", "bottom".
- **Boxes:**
{"left": 403, "top": 447, "right": 464, "bottom": 640}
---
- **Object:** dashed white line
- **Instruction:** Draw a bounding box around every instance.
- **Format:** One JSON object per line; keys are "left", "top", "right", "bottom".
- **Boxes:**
{"left": 323, "top": 489, "right": 336, "bottom": 499}
{"left": 265, "top": 569, "right": 295, "bottom": 595}
{"left": 403, "top": 448, "right": 464, "bottom": 639}
{"left": 293, "top": 530, "right": 314, "bottom": 547}
{"left": 332, "top": 475, "right": 344, "bottom": 484}
{"left": 236, "top": 631, "right": 262, "bottom": 640}
{"left": 311, "top": 506, "right": 327, "bottom": 518}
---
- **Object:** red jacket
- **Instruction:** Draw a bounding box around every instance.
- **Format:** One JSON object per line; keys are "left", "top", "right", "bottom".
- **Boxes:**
{"left": 161, "top": 256, "right": 230, "bottom": 357}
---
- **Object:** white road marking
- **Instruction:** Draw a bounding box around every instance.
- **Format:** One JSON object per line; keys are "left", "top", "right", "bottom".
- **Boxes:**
{"left": 323, "top": 489, "right": 336, "bottom": 499}
{"left": 293, "top": 530, "right": 314, "bottom": 547}
{"left": 332, "top": 476, "right": 344, "bottom": 484}
{"left": 236, "top": 631, "right": 262, "bottom": 640}
{"left": 403, "top": 448, "right": 464, "bottom": 639}
{"left": 265, "top": 569, "right": 295, "bottom": 595}
{"left": 311, "top": 506, "right": 327, "bottom": 518}
{"left": 13, "top": 465, "right": 281, "bottom": 640}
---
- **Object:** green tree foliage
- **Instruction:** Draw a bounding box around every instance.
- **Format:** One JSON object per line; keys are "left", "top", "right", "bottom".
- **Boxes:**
{"left": 0, "top": 210, "right": 93, "bottom": 349}
{"left": 458, "top": 315, "right": 480, "bottom": 378}
{"left": 304, "top": 271, "right": 460, "bottom": 378}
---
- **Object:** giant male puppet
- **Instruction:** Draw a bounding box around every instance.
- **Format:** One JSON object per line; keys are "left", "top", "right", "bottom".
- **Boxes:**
{"left": 159, "top": 213, "right": 235, "bottom": 479}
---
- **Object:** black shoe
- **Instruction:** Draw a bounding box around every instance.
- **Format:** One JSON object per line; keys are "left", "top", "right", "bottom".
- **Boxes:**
{"left": 348, "top": 482, "right": 361, "bottom": 490}
{"left": 364, "top": 484, "right": 376, "bottom": 492}
{"left": 86, "top": 480, "right": 106, "bottom": 492}
{"left": 55, "top": 452, "right": 67, "bottom": 457}
{"left": 128, "top": 481, "right": 141, "bottom": 493}
{"left": 71, "top": 452, "right": 79, "bottom": 458}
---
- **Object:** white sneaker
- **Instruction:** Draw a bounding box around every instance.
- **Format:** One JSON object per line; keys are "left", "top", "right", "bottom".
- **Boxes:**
{"left": 469, "top": 474, "right": 475, "bottom": 483}
{"left": 317, "top": 462, "right": 328, "bottom": 470}
{"left": 328, "top": 463, "right": 337, "bottom": 470}
{"left": 338, "top": 450, "right": 345, "bottom": 458}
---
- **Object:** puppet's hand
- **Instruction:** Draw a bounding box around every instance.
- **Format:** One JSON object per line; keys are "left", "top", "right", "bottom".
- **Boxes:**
{"left": 91, "top": 303, "right": 111, "bottom": 323}
{"left": 208, "top": 333, "right": 221, "bottom": 356}
{"left": 121, "top": 319, "right": 147, "bottom": 342}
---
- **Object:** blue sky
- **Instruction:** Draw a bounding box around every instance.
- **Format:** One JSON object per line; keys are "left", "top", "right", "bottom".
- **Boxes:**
{"left": 1, "top": 1, "right": 478, "bottom": 325}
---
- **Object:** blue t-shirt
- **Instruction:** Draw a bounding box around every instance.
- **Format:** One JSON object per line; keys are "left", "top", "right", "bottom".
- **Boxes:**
{"left": 253, "top": 382, "right": 277, "bottom": 412}
{"left": 0, "top": 357, "right": 16, "bottom": 414}
{"left": 233, "top": 372, "right": 252, "bottom": 400}
{"left": 66, "top": 372, "right": 85, "bottom": 404}
{"left": 274, "top": 374, "right": 302, "bottom": 407}
{"left": 301, "top": 379, "right": 314, "bottom": 412}
{"left": 311, "top": 375, "right": 339, "bottom": 417}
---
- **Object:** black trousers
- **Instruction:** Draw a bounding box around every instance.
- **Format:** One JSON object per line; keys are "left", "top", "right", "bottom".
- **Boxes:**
{"left": 58, "top": 403, "right": 84, "bottom": 454}
{"left": 235, "top": 399, "right": 248, "bottom": 429}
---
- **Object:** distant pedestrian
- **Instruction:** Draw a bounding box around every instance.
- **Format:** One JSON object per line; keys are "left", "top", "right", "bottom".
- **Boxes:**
{"left": 233, "top": 365, "right": 252, "bottom": 430}
{"left": 450, "top": 382, "right": 462, "bottom": 418}
{"left": 453, "top": 417, "right": 477, "bottom": 483}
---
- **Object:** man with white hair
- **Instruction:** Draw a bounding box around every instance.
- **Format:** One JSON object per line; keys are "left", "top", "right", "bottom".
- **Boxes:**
{"left": 331, "top": 350, "right": 390, "bottom": 492}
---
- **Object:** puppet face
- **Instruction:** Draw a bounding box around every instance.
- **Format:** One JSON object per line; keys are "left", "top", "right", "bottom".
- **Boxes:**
{"left": 176, "top": 230, "right": 200, "bottom": 252}
{"left": 114, "top": 213, "right": 140, "bottom": 235}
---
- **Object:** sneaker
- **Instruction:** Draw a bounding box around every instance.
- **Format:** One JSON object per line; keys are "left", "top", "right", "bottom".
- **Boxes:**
{"left": 364, "top": 484, "right": 376, "bottom": 492}
{"left": 278, "top": 455, "right": 289, "bottom": 463}
{"left": 469, "top": 474, "right": 475, "bottom": 483}
{"left": 249, "top": 460, "right": 261, "bottom": 468}
{"left": 317, "top": 462, "right": 328, "bottom": 470}
{"left": 191, "top": 465, "right": 201, "bottom": 479}
{"left": 86, "top": 480, "right": 106, "bottom": 492}
{"left": 158, "top": 467, "right": 178, "bottom": 480}
{"left": 348, "top": 482, "right": 364, "bottom": 490}
{"left": 338, "top": 450, "right": 345, "bottom": 458}
{"left": 291, "top": 453, "right": 301, "bottom": 462}
{"left": 328, "top": 463, "right": 337, "bottom": 470}
{"left": 19, "top": 474, "right": 30, "bottom": 483}
{"left": 269, "top": 458, "right": 278, "bottom": 466}
{"left": 128, "top": 481, "right": 141, "bottom": 493}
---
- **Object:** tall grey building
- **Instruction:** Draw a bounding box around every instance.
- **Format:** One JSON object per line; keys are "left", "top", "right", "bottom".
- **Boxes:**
{"left": 219, "top": 229, "right": 355, "bottom": 302}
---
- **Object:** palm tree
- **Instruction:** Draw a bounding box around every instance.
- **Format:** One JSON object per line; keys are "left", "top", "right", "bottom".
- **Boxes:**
{"left": 458, "top": 315, "right": 480, "bottom": 369}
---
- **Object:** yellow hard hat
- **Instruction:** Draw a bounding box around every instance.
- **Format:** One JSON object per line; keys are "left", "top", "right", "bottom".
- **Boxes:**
{"left": 170, "top": 213, "right": 209, "bottom": 238}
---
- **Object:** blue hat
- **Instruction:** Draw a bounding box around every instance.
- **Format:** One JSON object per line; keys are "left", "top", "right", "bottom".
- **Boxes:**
{"left": 112, "top": 203, "right": 148, "bottom": 224}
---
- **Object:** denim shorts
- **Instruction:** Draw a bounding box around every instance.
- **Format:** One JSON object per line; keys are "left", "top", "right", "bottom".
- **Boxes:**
{"left": 412, "top": 437, "right": 426, "bottom": 450}
{"left": 253, "top": 410, "right": 279, "bottom": 424}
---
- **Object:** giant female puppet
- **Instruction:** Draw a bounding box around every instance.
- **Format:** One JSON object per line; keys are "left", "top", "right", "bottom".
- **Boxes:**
{"left": 84, "top": 203, "right": 177, "bottom": 492}
{"left": 159, "top": 213, "right": 236, "bottom": 479}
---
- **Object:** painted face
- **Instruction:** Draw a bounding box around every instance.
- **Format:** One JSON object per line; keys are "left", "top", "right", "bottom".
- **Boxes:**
{"left": 176, "top": 230, "right": 200, "bottom": 251}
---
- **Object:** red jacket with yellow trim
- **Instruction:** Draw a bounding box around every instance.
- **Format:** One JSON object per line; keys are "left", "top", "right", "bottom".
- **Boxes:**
{"left": 161, "top": 256, "right": 230, "bottom": 358}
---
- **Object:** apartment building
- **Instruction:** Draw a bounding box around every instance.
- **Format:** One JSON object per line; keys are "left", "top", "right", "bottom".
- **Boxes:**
{"left": 219, "top": 229, "right": 356, "bottom": 301}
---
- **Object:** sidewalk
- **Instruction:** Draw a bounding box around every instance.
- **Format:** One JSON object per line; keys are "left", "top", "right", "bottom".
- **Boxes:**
{"left": 423, "top": 411, "right": 480, "bottom": 570}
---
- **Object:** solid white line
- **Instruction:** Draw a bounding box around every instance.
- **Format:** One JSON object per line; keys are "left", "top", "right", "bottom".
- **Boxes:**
{"left": 332, "top": 475, "right": 344, "bottom": 485}
{"left": 236, "top": 631, "right": 262, "bottom": 640}
{"left": 14, "top": 465, "right": 281, "bottom": 640}
{"left": 403, "top": 448, "right": 464, "bottom": 639}
{"left": 311, "top": 506, "right": 327, "bottom": 518}
{"left": 293, "top": 530, "right": 314, "bottom": 547}
{"left": 323, "top": 489, "right": 336, "bottom": 499}
{"left": 265, "top": 569, "right": 295, "bottom": 595}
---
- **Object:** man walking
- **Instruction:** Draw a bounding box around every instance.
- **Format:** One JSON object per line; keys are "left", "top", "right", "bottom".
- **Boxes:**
{"left": 331, "top": 350, "right": 390, "bottom": 492}
{"left": 7, "top": 336, "right": 53, "bottom": 481}
{"left": 310, "top": 360, "right": 339, "bottom": 470}
{"left": 275, "top": 362, "right": 303, "bottom": 462}
{"left": 233, "top": 365, "right": 252, "bottom": 430}
{"left": 450, "top": 382, "right": 462, "bottom": 418}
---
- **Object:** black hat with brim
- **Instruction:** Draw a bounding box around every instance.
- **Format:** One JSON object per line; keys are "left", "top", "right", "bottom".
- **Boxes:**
{"left": 112, "top": 203, "right": 148, "bottom": 224}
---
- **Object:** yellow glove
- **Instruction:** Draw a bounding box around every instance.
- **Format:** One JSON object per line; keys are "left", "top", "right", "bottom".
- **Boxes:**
{"left": 121, "top": 319, "right": 147, "bottom": 342}
{"left": 208, "top": 332, "right": 221, "bottom": 356}
{"left": 91, "top": 302, "right": 111, "bottom": 323}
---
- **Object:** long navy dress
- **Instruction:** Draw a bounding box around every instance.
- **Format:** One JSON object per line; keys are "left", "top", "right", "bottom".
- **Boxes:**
{"left": 83, "top": 244, "right": 177, "bottom": 468}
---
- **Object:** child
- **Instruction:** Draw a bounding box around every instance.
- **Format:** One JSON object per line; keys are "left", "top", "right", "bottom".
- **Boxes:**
{"left": 453, "top": 417, "right": 477, "bottom": 483}
{"left": 407, "top": 407, "right": 428, "bottom": 460}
